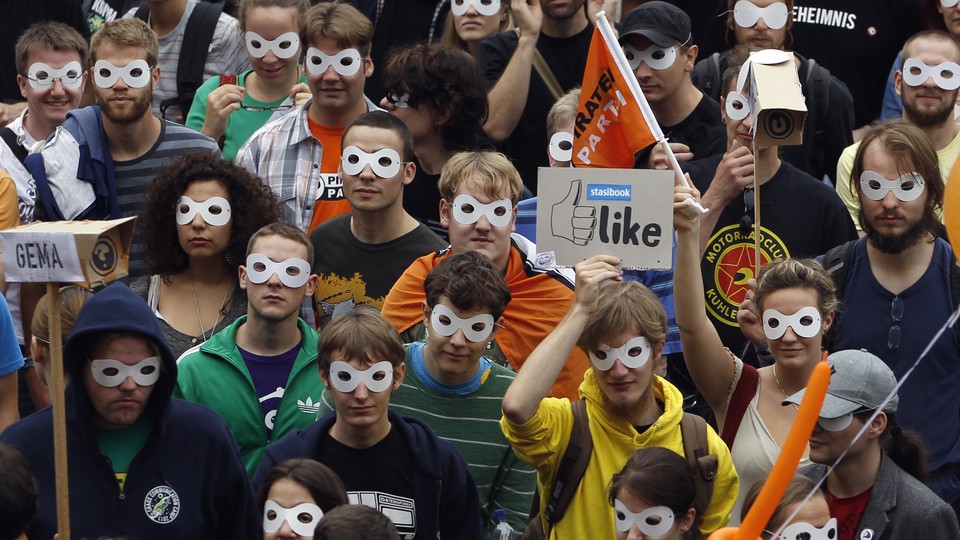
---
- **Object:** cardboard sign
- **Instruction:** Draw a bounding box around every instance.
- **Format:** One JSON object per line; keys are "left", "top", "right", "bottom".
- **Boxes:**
{"left": 1, "top": 217, "right": 136, "bottom": 287}
{"left": 535, "top": 168, "right": 673, "bottom": 269}
{"left": 747, "top": 50, "right": 807, "bottom": 146}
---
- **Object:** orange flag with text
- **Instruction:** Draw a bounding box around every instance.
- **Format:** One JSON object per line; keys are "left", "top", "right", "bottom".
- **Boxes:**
{"left": 573, "top": 27, "right": 656, "bottom": 168}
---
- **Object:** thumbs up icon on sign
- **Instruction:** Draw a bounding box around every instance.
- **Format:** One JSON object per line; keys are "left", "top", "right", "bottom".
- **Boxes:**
{"left": 551, "top": 179, "right": 597, "bottom": 246}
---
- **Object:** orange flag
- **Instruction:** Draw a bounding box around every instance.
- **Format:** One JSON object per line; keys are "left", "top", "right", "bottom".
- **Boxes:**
{"left": 573, "top": 27, "right": 656, "bottom": 168}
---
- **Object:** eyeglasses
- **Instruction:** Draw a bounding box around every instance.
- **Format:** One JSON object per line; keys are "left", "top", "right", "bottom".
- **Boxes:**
{"left": 239, "top": 103, "right": 294, "bottom": 112}
{"left": 888, "top": 295, "right": 903, "bottom": 350}
{"left": 739, "top": 187, "right": 755, "bottom": 238}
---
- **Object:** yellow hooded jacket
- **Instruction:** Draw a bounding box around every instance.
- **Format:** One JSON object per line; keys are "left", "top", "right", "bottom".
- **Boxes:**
{"left": 501, "top": 370, "right": 738, "bottom": 538}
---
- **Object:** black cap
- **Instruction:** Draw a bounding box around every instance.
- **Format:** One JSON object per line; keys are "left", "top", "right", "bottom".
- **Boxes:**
{"left": 619, "top": 1, "right": 692, "bottom": 47}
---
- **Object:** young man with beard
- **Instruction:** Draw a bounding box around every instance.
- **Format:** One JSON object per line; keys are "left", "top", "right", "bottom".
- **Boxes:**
{"left": 828, "top": 120, "right": 960, "bottom": 516}
{"left": 500, "top": 255, "right": 739, "bottom": 539}
{"left": 176, "top": 223, "right": 325, "bottom": 476}
{"left": 835, "top": 30, "right": 960, "bottom": 233}
{"left": 24, "top": 18, "right": 220, "bottom": 280}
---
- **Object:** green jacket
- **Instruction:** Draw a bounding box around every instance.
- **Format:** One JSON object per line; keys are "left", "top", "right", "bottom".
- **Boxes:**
{"left": 175, "top": 316, "right": 324, "bottom": 476}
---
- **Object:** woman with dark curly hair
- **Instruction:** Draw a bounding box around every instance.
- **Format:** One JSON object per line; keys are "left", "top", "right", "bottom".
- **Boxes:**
{"left": 379, "top": 43, "right": 489, "bottom": 238}
{"left": 131, "top": 152, "right": 282, "bottom": 358}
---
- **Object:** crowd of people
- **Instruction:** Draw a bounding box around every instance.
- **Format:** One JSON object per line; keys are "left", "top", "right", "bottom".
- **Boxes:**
{"left": 0, "top": 0, "right": 959, "bottom": 539}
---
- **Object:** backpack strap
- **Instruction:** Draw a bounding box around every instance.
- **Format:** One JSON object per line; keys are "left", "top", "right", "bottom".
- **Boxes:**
{"left": 718, "top": 364, "right": 759, "bottom": 449}
{"left": 695, "top": 52, "right": 723, "bottom": 103}
{"left": 803, "top": 58, "right": 832, "bottom": 177}
{"left": 543, "top": 399, "right": 594, "bottom": 532}
{"left": 0, "top": 128, "right": 28, "bottom": 165}
{"left": 163, "top": 1, "right": 224, "bottom": 119}
{"left": 680, "top": 413, "right": 718, "bottom": 514}
{"left": 821, "top": 239, "right": 857, "bottom": 352}
{"left": 950, "top": 248, "right": 960, "bottom": 311}
{"left": 513, "top": 29, "right": 564, "bottom": 101}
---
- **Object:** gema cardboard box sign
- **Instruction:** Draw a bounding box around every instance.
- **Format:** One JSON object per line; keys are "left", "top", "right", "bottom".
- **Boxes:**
{"left": 535, "top": 168, "right": 673, "bottom": 269}
{"left": 747, "top": 49, "right": 807, "bottom": 146}
{"left": 0, "top": 217, "right": 136, "bottom": 288}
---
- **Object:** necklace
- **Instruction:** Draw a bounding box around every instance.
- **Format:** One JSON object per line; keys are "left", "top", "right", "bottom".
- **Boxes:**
{"left": 773, "top": 363, "right": 800, "bottom": 411}
{"left": 191, "top": 276, "right": 232, "bottom": 342}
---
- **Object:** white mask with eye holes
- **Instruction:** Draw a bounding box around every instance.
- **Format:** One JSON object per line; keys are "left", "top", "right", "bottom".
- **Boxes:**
{"left": 622, "top": 44, "right": 678, "bottom": 71}
{"left": 901, "top": 57, "right": 960, "bottom": 90}
{"left": 245, "top": 31, "right": 301, "bottom": 60}
{"left": 244, "top": 253, "right": 311, "bottom": 288}
{"left": 90, "top": 357, "right": 161, "bottom": 387}
{"left": 93, "top": 59, "right": 152, "bottom": 89}
{"left": 733, "top": 1, "right": 790, "bottom": 29}
{"left": 27, "top": 61, "right": 83, "bottom": 90}
{"left": 589, "top": 336, "right": 651, "bottom": 371}
{"left": 762, "top": 307, "right": 822, "bottom": 341}
{"left": 175, "top": 196, "right": 232, "bottom": 227}
{"left": 817, "top": 413, "right": 856, "bottom": 433}
{"left": 944, "top": 0, "right": 960, "bottom": 7}
{"left": 262, "top": 500, "right": 323, "bottom": 537}
{"left": 549, "top": 132, "right": 574, "bottom": 163}
{"left": 614, "top": 500, "right": 676, "bottom": 537}
{"left": 450, "top": 0, "right": 501, "bottom": 16}
{"left": 305, "top": 48, "right": 363, "bottom": 77}
{"left": 328, "top": 361, "right": 394, "bottom": 393}
{"left": 340, "top": 146, "right": 403, "bottom": 178}
{"left": 451, "top": 194, "right": 513, "bottom": 228}
{"left": 725, "top": 91, "right": 751, "bottom": 121}
{"left": 429, "top": 304, "right": 496, "bottom": 343}
{"left": 859, "top": 170, "right": 926, "bottom": 202}
{"left": 770, "top": 517, "right": 839, "bottom": 540}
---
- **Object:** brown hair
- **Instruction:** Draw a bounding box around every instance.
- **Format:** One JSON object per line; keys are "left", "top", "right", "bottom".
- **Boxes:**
{"left": 301, "top": 1, "right": 373, "bottom": 56}
{"left": 237, "top": 0, "right": 309, "bottom": 32}
{"left": 922, "top": 0, "right": 952, "bottom": 32}
{"left": 256, "top": 458, "right": 348, "bottom": 514}
{"left": 741, "top": 474, "right": 824, "bottom": 538}
{"left": 91, "top": 18, "right": 159, "bottom": 66}
{"left": 849, "top": 120, "right": 944, "bottom": 235}
{"left": 15, "top": 21, "right": 90, "bottom": 75}
{"left": 753, "top": 258, "right": 838, "bottom": 317}
{"left": 577, "top": 281, "right": 667, "bottom": 353}
{"left": 424, "top": 251, "right": 511, "bottom": 320}
{"left": 246, "top": 222, "right": 314, "bottom": 266}
{"left": 313, "top": 504, "right": 400, "bottom": 539}
{"left": 609, "top": 447, "right": 703, "bottom": 540}
{"left": 438, "top": 151, "right": 523, "bottom": 205}
{"left": 32, "top": 286, "right": 92, "bottom": 345}
{"left": 316, "top": 310, "right": 404, "bottom": 373}
{"left": 547, "top": 88, "right": 581, "bottom": 139}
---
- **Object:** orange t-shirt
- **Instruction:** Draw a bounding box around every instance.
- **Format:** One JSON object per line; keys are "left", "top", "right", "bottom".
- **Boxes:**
{"left": 307, "top": 116, "right": 350, "bottom": 233}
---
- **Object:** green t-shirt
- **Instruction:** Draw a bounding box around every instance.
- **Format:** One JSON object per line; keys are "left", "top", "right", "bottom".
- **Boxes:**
{"left": 185, "top": 69, "right": 307, "bottom": 161}
{"left": 96, "top": 415, "right": 153, "bottom": 492}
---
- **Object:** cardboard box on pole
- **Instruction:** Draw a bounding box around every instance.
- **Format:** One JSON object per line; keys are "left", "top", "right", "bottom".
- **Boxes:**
{"left": 0, "top": 217, "right": 136, "bottom": 288}
{"left": 749, "top": 50, "right": 807, "bottom": 146}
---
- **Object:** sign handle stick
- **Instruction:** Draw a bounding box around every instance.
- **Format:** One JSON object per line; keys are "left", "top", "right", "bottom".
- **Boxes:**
{"left": 47, "top": 283, "right": 70, "bottom": 540}
{"left": 595, "top": 11, "right": 707, "bottom": 217}
{"left": 753, "top": 138, "right": 761, "bottom": 277}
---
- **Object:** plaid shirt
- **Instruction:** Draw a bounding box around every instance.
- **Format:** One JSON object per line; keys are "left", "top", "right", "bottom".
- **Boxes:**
{"left": 236, "top": 97, "right": 380, "bottom": 231}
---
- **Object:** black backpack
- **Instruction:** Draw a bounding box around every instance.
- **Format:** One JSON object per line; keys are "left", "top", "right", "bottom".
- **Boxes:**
{"left": 134, "top": 1, "right": 225, "bottom": 119}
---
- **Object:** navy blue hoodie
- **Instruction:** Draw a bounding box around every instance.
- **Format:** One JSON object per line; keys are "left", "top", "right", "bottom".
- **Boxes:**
{"left": 255, "top": 409, "right": 483, "bottom": 540}
{"left": 0, "top": 283, "right": 259, "bottom": 540}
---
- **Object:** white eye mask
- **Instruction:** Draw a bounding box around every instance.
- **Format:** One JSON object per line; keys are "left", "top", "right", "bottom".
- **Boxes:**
{"left": 943, "top": 0, "right": 960, "bottom": 7}
{"left": 262, "top": 500, "right": 324, "bottom": 536}
{"left": 452, "top": 194, "right": 513, "bottom": 228}
{"left": 328, "top": 361, "right": 394, "bottom": 393}
{"left": 245, "top": 31, "right": 301, "bottom": 60}
{"left": 725, "top": 91, "right": 751, "bottom": 121}
{"left": 770, "top": 517, "right": 839, "bottom": 540}
{"left": 450, "top": 0, "right": 501, "bottom": 16}
{"left": 549, "top": 132, "right": 574, "bottom": 163}
{"left": 902, "top": 57, "right": 960, "bottom": 90}
{"left": 175, "top": 196, "right": 232, "bottom": 226}
{"left": 589, "top": 336, "right": 651, "bottom": 371}
{"left": 762, "top": 307, "right": 822, "bottom": 340}
{"left": 341, "top": 146, "right": 403, "bottom": 178}
{"left": 245, "top": 253, "right": 311, "bottom": 288}
{"left": 27, "top": 61, "right": 83, "bottom": 90}
{"left": 90, "top": 357, "right": 161, "bottom": 387}
{"left": 429, "top": 304, "right": 496, "bottom": 343}
{"left": 859, "top": 170, "right": 926, "bottom": 202}
{"left": 614, "top": 500, "right": 676, "bottom": 537}
{"left": 305, "top": 47, "right": 363, "bottom": 77}
{"left": 622, "top": 44, "right": 678, "bottom": 71}
{"left": 733, "top": 1, "right": 789, "bottom": 29}
{"left": 93, "top": 59, "right": 152, "bottom": 89}
{"left": 817, "top": 413, "right": 855, "bottom": 433}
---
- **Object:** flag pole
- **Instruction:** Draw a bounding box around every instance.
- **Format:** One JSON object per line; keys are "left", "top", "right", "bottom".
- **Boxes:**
{"left": 595, "top": 11, "right": 707, "bottom": 216}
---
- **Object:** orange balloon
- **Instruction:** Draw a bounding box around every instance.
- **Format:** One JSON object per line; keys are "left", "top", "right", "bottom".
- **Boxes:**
{"left": 946, "top": 156, "right": 960, "bottom": 254}
{"left": 708, "top": 356, "right": 832, "bottom": 540}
